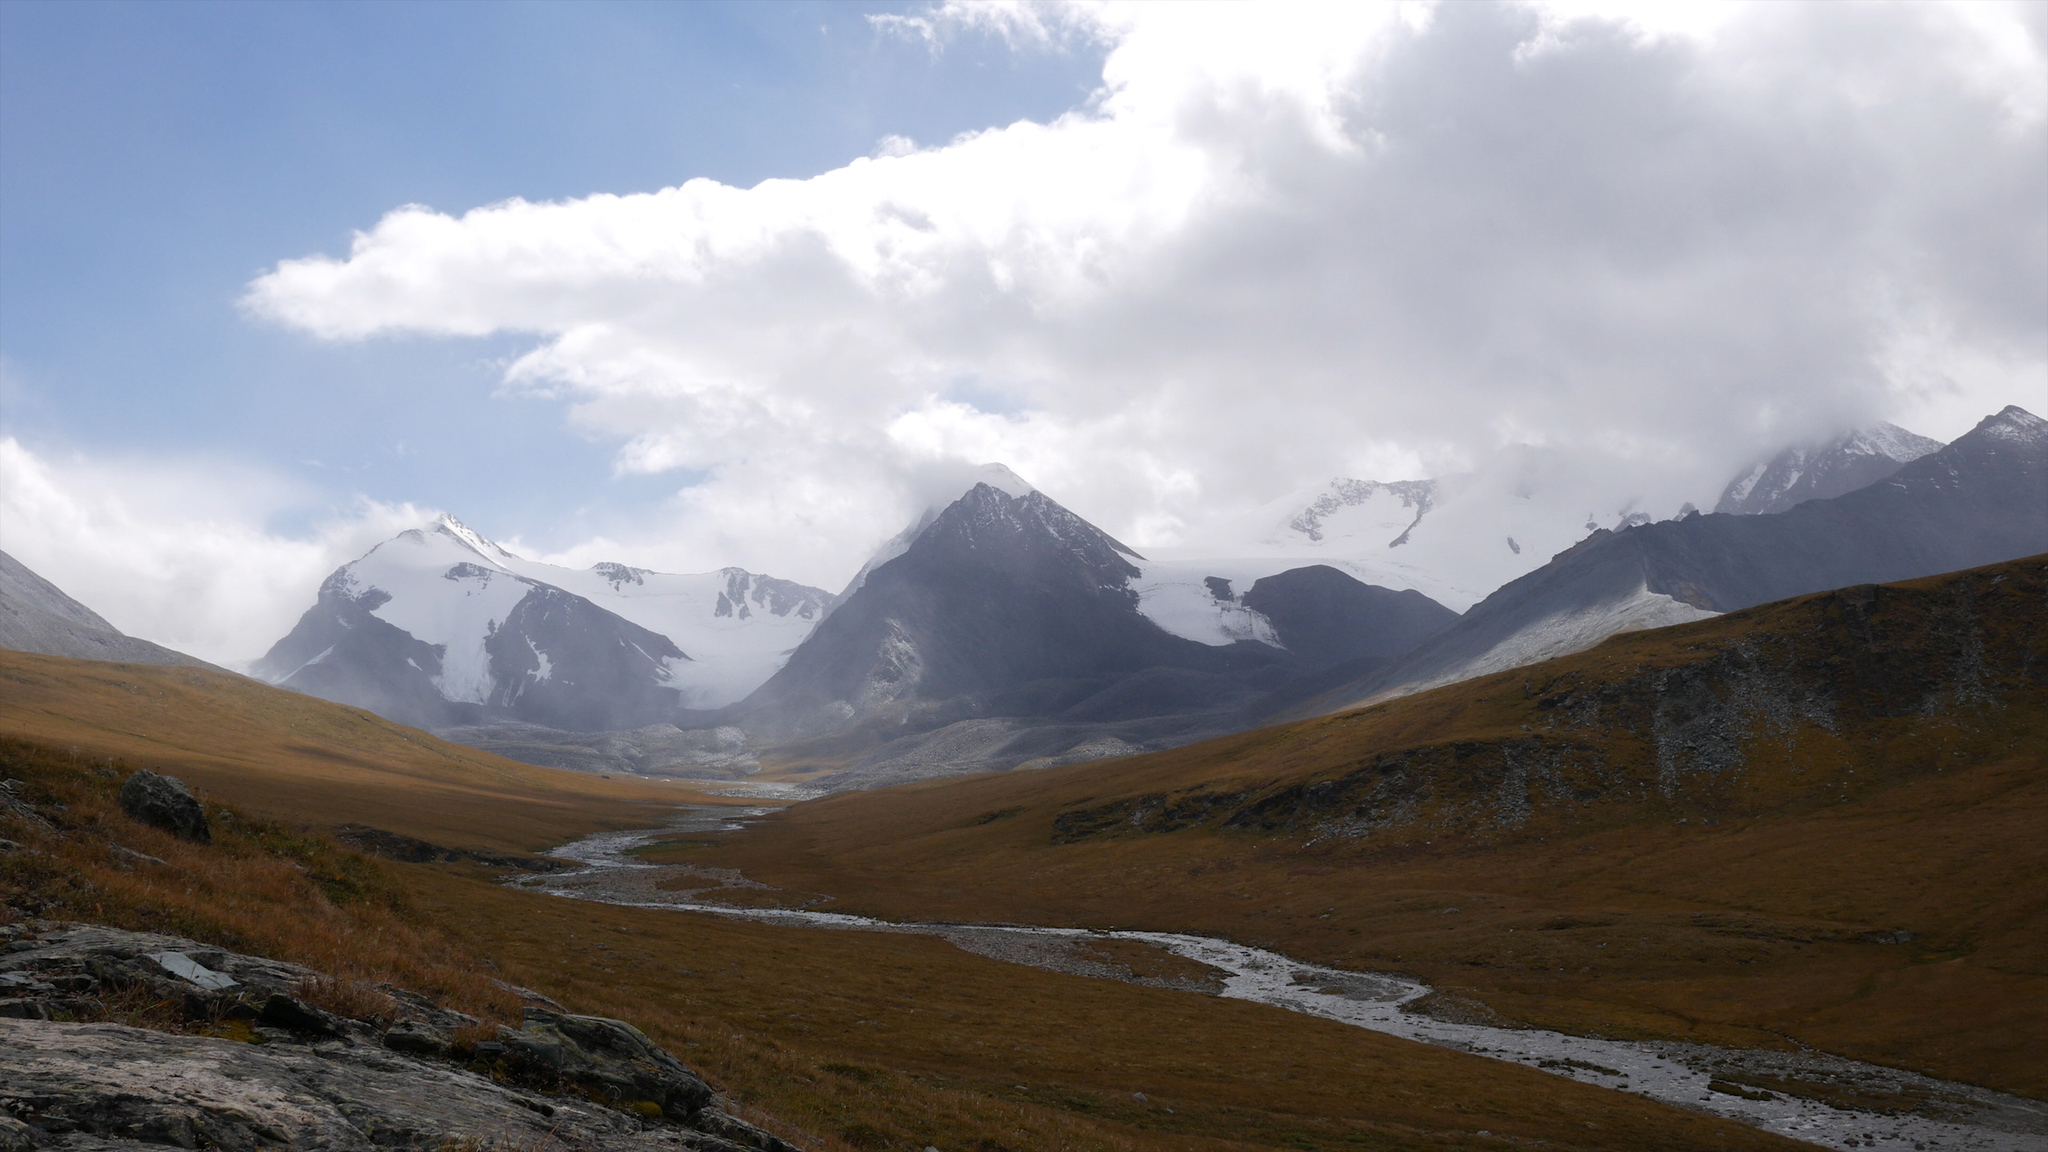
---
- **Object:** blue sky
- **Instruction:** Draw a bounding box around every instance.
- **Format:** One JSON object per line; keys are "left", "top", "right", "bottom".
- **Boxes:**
{"left": 0, "top": 0, "right": 1103, "bottom": 539}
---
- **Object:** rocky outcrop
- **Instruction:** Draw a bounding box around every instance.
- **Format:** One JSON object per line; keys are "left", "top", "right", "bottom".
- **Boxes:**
{"left": 115, "top": 771, "right": 209, "bottom": 844}
{"left": 0, "top": 922, "right": 798, "bottom": 1151}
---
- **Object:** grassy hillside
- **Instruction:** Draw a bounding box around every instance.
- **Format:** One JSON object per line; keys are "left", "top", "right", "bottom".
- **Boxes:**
{"left": 0, "top": 649, "right": 725, "bottom": 851}
{"left": 0, "top": 741, "right": 1802, "bottom": 1150}
{"left": 676, "top": 557, "right": 2048, "bottom": 1098}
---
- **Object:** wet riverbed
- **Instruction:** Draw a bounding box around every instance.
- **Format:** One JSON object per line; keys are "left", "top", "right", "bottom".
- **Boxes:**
{"left": 511, "top": 808, "right": 2047, "bottom": 1152}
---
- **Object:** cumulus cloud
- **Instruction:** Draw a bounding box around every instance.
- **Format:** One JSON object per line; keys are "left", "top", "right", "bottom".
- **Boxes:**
{"left": 0, "top": 438, "right": 429, "bottom": 666}
{"left": 244, "top": 0, "right": 2047, "bottom": 569}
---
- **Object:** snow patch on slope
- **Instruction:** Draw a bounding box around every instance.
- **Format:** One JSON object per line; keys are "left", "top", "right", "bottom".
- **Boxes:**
{"left": 1131, "top": 560, "right": 1281, "bottom": 647}
{"left": 341, "top": 529, "right": 531, "bottom": 703}
{"left": 503, "top": 562, "right": 826, "bottom": 708}
{"left": 1362, "top": 586, "right": 1718, "bottom": 706}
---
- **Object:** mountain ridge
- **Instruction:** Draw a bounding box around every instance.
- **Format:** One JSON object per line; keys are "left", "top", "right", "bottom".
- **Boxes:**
{"left": 1311, "top": 405, "right": 2048, "bottom": 711}
{"left": 254, "top": 517, "right": 830, "bottom": 731}
{"left": 1716, "top": 421, "right": 1942, "bottom": 515}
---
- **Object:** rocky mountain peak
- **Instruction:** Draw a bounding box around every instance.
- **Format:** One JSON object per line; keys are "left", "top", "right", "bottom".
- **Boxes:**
{"left": 1975, "top": 404, "right": 2047, "bottom": 445}
{"left": 906, "top": 483, "right": 1144, "bottom": 586}
{"left": 833, "top": 464, "right": 1051, "bottom": 606}
{"left": 428, "top": 513, "right": 521, "bottom": 567}
{"left": 1715, "top": 421, "right": 1942, "bottom": 516}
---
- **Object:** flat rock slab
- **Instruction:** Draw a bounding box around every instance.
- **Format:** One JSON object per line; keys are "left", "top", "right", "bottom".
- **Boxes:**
{"left": 0, "top": 1018, "right": 703, "bottom": 1151}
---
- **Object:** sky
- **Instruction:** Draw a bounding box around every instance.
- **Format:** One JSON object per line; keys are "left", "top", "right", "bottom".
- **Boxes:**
{"left": 1, "top": 0, "right": 2043, "bottom": 666}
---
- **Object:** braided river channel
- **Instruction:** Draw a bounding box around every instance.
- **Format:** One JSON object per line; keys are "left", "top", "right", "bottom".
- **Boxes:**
{"left": 511, "top": 804, "right": 2047, "bottom": 1152}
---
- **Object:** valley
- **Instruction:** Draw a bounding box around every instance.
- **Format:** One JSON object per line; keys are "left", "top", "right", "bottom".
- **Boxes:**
{"left": 2, "top": 713, "right": 1821, "bottom": 1151}
{"left": 669, "top": 558, "right": 2048, "bottom": 1105}
{"left": 2, "top": 414, "right": 2043, "bottom": 1149}
{"left": 6, "top": 9, "right": 2042, "bottom": 1148}
{"left": 498, "top": 813, "right": 2048, "bottom": 1150}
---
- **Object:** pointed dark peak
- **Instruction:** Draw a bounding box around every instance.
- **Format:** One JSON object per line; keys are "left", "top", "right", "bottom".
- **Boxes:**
{"left": 903, "top": 483, "right": 1144, "bottom": 589}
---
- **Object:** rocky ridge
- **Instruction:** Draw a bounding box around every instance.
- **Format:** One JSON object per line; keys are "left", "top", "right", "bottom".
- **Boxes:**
{"left": 1715, "top": 422, "right": 1941, "bottom": 515}
{"left": 0, "top": 921, "right": 798, "bottom": 1151}
{"left": 1318, "top": 405, "right": 2048, "bottom": 711}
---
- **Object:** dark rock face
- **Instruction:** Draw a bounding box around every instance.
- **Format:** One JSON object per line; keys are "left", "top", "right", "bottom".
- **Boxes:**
{"left": 480, "top": 585, "right": 688, "bottom": 732}
{"left": 1240, "top": 565, "right": 1458, "bottom": 669}
{"left": 252, "top": 576, "right": 464, "bottom": 729}
{"left": 0, "top": 921, "right": 799, "bottom": 1152}
{"left": 1335, "top": 406, "right": 2048, "bottom": 707}
{"left": 116, "top": 771, "right": 209, "bottom": 843}
{"left": 506, "top": 1008, "right": 714, "bottom": 1120}
{"left": 714, "top": 569, "right": 827, "bottom": 620}
{"left": 740, "top": 484, "right": 1289, "bottom": 738}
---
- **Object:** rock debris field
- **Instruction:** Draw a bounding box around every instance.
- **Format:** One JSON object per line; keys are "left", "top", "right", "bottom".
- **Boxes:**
{"left": 514, "top": 808, "right": 2048, "bottom": 1152}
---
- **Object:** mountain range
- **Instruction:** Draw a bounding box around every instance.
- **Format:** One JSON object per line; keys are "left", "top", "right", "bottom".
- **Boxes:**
{"left": 1306, "top": 405, "right": 2048, "bottom": 711}
{"left": 3, "top": 406, "right": 2042, "bottom": 790}
{"left": 247, "top": 517, "right": 829, "bottom": 732}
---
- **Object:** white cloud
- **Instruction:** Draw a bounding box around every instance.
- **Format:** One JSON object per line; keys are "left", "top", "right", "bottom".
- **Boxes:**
{"left": 0, "top": 437, "right": 428, "bottom": 667}
{"left": 243, "top": 0, "right": 2047, "bottom": 573}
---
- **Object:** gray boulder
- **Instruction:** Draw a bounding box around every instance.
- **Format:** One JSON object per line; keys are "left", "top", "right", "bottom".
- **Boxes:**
{"left": 504, "top": 1007, "right": 715, "bottom": 1120}
{"left": 117, "top": 771, "right": 209, "bottom": 843}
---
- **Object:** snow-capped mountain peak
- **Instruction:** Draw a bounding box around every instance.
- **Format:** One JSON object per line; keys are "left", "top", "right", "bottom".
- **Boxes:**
{"left": 1715, "top": 422, "right": 1942, "bottom": 515}
{"left": 428, "top": 513, "right": 523, "bottom": 568}
{"left": 1154, "top": 447, "right": 1672, "bottom": 614}
{"left": 1286, "top": 478, "right": 1436, "bottom": 546}
{"left": 258, "top": 514, "right": 833, "bottom": 724}
{"left": 1977, "top": 404, "right": 2048, "bottom": 446}
{"left": 966, "top": 462, "right": 1038, "bottom": 500}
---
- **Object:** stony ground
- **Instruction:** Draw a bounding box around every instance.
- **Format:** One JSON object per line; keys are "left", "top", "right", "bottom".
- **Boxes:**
{"left": 0, "top": 921, "right": 798, "bottom": 1151}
